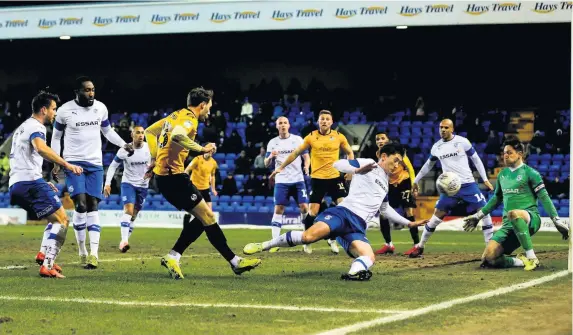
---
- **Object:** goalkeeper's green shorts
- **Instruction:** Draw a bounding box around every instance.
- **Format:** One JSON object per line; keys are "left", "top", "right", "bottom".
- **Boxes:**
{"left": 491, "top": 210, "right": 541, "bottom": 255}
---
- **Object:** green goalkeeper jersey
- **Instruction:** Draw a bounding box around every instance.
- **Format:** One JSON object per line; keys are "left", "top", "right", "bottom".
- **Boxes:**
{"left": 481, "top": 163, "right": 558, "bottom": 218}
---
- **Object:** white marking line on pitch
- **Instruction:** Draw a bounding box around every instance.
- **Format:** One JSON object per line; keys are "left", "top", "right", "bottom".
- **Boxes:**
{"left": 0, "top": 295, "right": 405, "bottom": 314}
{"left": 0, "top": 265, "right": 27, "bottom": 270}
{"left": 316, "top": 270, "right": 571, "bottom": 335}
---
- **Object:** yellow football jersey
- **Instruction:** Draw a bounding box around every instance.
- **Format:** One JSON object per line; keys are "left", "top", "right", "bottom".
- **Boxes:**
{"left": 302, "top": 130, "right": 349, "bottom": 179}
{"left": 190, "top": 155, "right": 218, "bottom": 190}
{"left": 152, "top": 109, "right": 199, "bottom": 176}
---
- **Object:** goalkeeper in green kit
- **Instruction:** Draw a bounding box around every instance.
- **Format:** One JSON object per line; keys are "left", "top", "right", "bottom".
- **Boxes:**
{"left": 463, "top": 136, "right": 569, "bottom": 271}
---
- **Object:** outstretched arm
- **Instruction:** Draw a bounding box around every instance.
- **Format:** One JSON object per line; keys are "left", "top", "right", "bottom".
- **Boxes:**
{"left": 333, "top": 158, "right": 377, "bottom": 174}
{"left": 171, "top": 125, "right": 208, "bottom": 153}
{"left": 144, "top": 119, "right": 164, "bottom": 158}
{"left": 414, "top": 157, "right": 437, "bottom": 185}
{"left": 277, "top": 141, "right": 310, "bottom": 171}
{"left": 380, "top": 201, "right": 426, "bottom": 228}
{"left": 101, "top": 120, "right": 127, "bottom": 148}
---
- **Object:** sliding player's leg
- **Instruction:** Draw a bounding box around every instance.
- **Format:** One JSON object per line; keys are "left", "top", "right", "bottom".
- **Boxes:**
{"left": 340, "top": 238, "right": 375, "bottom": 281}
{"left": 243, "top": 219, "right": 331, "bottom": 254}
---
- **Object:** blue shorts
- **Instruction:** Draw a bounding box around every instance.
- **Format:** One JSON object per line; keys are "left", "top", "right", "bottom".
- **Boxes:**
{"left": 274, "top": 182, "right": 308, "bottom": 206}
{"left": 10, "top": 179, "right": 61, "bottom": 219}
{"left": 65, "top": 161, "right": 104, "bottom": 200}
{"left": 315, "top": 206, "right": 369, "bottom": 258}
{"left": 121, "top": 183, "right": 147, "bottom": 210}
{"left": 435, "top": 182, "right": 487, "bottom": 214}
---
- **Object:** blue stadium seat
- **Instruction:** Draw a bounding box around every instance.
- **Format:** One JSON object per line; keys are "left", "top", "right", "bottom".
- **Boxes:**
{"left": 553, "top": 154, "right": 565, "bottom": 162}
{"left": 234, "top": 174, "right": 245, "bottom": 182}
{"left": 540, "top": 153, "right": 552, "bottom": 160}
{"left": 219, "top": 170, "right": 228, "bottom": 179}
{"left": 552, "top": 199, "right": 560, "bottom": 207}
{"left": 236, "top": 205, "right": 246, "bottom": 212}
{"left": 219, "top": 164, "right": 229, "bottom": 171}
{"left": 560, "top": 199, "right": 569, "bottom": 207}
{"left": 246, "top": 205, "right": 258, "bottom": 212}
{"left": 258, "top": 206, "right": 271, "bottom": 213}
{"left": 242, "top": 195, "right": 254, "bottom": 203}
{"left": 222, "top": 204, "right": 234, "bottom": 212}
{"left": 214, "top": 153, "right": 225, "bottom": 160}
{"left": 254, "top": 195, "right": 266, "bottom": 203}
{"left": 231, "top": 195, "right": 242, "bottom": 203}
{"left": 219, "top": 195, "right": 231, "bottom": 203}
{"left": 265, "top": 196, "right": 274, "bottom": 203}
{"left": 559, "top": 208, "right": 569, "bottom": 217}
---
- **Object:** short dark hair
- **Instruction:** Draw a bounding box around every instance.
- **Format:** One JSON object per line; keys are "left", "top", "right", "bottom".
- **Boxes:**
{"left": 318, "top": 110, "right": 332, "bottom": 117}
{"left": 187, "top": 87, "right": 214, "bottom": 107}
{"left": 377, "top": 143, "right": 403, "bottom": 158}
{"left": 504, "top": 135, "right": 525, "bottom": 154}
{"left": 31, "top": 90, "right": 60, "bottom": 114}
{"left": 75, "top": 76, "right": 92, "bottom": 90}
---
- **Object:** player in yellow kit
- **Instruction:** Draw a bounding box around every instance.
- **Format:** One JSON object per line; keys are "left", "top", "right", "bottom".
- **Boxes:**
{"left": 182, "top": 151, "right": 218, "bottom": 228}
{"left": 270, "top": 110, "right": 354, "bottom": 254}
{"left": 372, "top": 132, "right": 420, "bottom": 256}
{"left": 144, "top": 87, "right": 261, "bottom": 279}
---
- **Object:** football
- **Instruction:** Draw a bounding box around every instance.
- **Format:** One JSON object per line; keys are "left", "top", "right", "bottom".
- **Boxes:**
{"left": 436, "top": 171, "right": 462, "bottom": 196}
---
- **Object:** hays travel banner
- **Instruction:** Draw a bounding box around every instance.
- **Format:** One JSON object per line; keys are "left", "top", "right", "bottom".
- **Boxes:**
{"left": 0, "top": 1, "right": 570, "bottom": 39}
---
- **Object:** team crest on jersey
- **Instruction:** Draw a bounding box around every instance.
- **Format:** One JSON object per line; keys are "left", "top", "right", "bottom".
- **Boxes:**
{"left": 517, "top": 175, "right": 523, "bottom": 181}
{"left": 191, "top": 194, "right": 197, "bottom": 201}
{"left": 184, "top": 120, "right": 193, "bottom": 129}
{"left": 324, "top": 215, "right": 332, "bottom": 220}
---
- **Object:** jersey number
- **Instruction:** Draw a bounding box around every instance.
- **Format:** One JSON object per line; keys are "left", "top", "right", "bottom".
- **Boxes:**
{"left": 158, "top": 122, "right": 173, "bottom": 149}
{"left": 401, "top": 190, "right": 411, "bottom": 202}
{"left": 301, "top": 188, "right": 307, "bottom": 199}
{"left": 474, "top": 193, "right": 486, "bottom": 203}
{"left": 338, "top": 182, "right": 345, "bottom": 190}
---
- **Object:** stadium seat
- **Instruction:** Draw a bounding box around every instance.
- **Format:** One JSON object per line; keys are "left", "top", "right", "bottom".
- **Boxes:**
{"left": 213, "top": 153, "right": 225, "bottom": 161}
{"left": 246, "top": 205, "right": 258, "bottom": 212}
{"left": 226, "top": 153, "right": 237, "bottom": 160}
{"left": 231, "top": 195, "right": 242, "bottom": 203}
{"left": 254, "top": 195, "right": 266, "bottom": 203}
{"left": 234, "top": 174, "right": 245, "bottom": 183}
{"left": 219, "top": 195, "right": 231, "bottom": 203}
{"left": 219, "top": 164, "right": 229, "bottom": 171}
{"left": 242, "top": 195, "right": 254, "bottom": 203}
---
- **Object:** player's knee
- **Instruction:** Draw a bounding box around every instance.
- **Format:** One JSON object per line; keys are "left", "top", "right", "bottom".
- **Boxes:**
{"left": 274, "top": 205, "right": 285, "bottom": 214}
{"left": 74, "top": 201, "right": 87, "bottom": 213}
{"left": 301, "top": 231, "right": 318, "bottom": 244}
{"left": 299, "top": 204, "right": 309, "bottom": 214}
{"left": 86, "top": 197, "right": 99, "bottom": 212}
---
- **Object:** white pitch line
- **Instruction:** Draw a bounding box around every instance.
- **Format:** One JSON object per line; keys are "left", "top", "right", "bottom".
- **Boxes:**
{"left": 0, "top": 295, "right": 405, "bottom": 314}
{"left": 316, "top": 270, "right": 571, "bottom": 335}
{"left": 0, "top": 265, "right": 27, "bottom": 270}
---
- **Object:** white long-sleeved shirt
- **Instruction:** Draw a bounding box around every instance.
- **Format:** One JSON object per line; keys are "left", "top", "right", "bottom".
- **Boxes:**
{"left": 414, "top": 135, "right": 488, "bottom": 185}
{"left": 105, "top": 142, "right": 151, "bottom": 188}
{"left": 51, "top": 99, "right": 126, "bottom": 166}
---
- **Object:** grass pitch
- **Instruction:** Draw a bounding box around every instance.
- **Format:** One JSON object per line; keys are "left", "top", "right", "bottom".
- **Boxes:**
{"left": 0, "top": 226, "right": 570, "bottom": 335}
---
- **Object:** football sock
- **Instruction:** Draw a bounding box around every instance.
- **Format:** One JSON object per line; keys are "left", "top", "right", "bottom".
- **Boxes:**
{"left": 271, "top": 213, "right": 282, "bottom": 239}
{"left": 204, "top": 223, "right": 236, "bottom": 262}
{"left": 418, "top": 215, "right": 442, "bottom": 248}
{"left": 72, "top": 211, "right": 88, "bottom": 256}
{"left": 172, "top": 216, "right": 205, "bottom": 255}
{"left": 481, "top": 214, "right": 494, "bottom": 244}
{"left": 380, "top": 218, "right": 392, "bottom": 244}
{"left": 40, "top": 222, "right": 53, "bottom": 254}
{"left": 511, "top": 217, "right": 535, "bottom": 257}
{"left": 303, "top": 214, "right": 315, "bottom": 230}
{"left": 348, "top": 256, "right": 374, "bottom": 275}
{"left": 86, "top": 211, "right": 101, "bottom": 259}
{"left": 492, "top": 255, "right": 523, "bottom": 268}
{"left": 43, "top": 223, "right": 68, "bottom": 270}
{"left": 406, "top": 215, "right": 420, "bottom": 244}
{"left": 129, "top": 221, "right": 135, "bottom": 238}
{"left": 120, "top": 213, "right": 132, "bottom": 242}
{"left": 263, "top": 231, "right": 304, "bottom": 250}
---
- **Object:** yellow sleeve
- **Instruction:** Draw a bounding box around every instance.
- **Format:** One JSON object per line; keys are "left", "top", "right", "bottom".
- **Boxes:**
{"left": 145, "top": 118, "right": 164, "bottom": 158}
{"left": 403, "top": 154, "right": 416, "bottom": 184}
{"left": 299, "top": 133, "right": 313, "bottom": 152}
{"left": 212, "top": 161, "right": 218, "bottom": 176}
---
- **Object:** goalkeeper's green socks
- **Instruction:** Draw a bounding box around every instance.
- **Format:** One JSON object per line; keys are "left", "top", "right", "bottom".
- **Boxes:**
{"left": 511, "top": 217, "right": 537, "bottom": 259}
{"left": 491, "top": 255, "right": 524, "bottom": 268}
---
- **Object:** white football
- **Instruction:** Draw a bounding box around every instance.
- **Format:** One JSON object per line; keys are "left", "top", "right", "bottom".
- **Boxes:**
{"left": 436, "top": 171, "right": 462, "bottom": 196}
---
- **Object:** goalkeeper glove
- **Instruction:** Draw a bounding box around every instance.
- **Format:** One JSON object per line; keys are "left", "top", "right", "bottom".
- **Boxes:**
{"left": 462, "top": 211, "right": 485, "bottom": 232}
{"left": 552, "top": 217, "right": 570, "bottom": 240}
